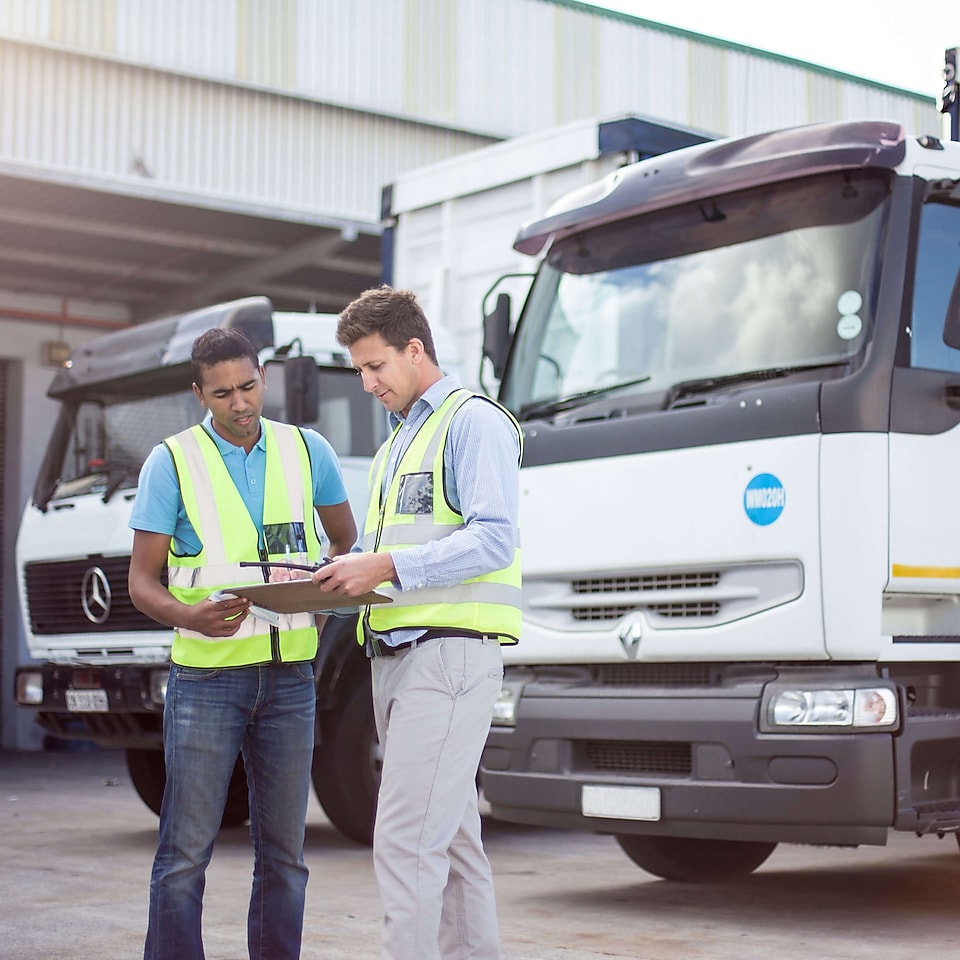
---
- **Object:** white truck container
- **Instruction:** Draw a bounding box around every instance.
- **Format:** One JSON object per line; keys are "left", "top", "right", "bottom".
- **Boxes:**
{"left": 471, "top": 118, "right": 960, "bottom": 882}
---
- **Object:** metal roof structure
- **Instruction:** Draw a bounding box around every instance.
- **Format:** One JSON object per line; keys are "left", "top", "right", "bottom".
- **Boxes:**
{"left": 0, "top": 163, "right": 383, "bottom": 328}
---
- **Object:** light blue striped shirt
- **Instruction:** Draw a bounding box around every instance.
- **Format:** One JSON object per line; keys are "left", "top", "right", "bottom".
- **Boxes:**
{"left": 372, "top": 375, "right": 521, "bottom": 645}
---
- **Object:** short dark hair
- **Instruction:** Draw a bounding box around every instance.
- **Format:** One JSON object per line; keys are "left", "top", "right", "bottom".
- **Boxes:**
{"left": 191, "top": 327, "right": 260, "bottom": 386}
{"left": 337, "top": 286, "right": 438, "bottom": 364}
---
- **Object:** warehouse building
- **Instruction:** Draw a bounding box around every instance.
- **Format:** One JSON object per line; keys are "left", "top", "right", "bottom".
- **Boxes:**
{"left": 0, "top": 0, "right": 940, "bottom": 746}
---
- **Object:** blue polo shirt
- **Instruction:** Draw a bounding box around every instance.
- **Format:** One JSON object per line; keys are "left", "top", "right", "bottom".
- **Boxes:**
{"left": 129, "top": 415, "right": 348, "bottom": 555}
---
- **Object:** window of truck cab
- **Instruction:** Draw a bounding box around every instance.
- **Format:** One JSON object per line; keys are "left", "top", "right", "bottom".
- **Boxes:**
{"left": 40, "top": 364, "right": 385, "bottom": 506}
{"left": 909, "top": 198, "right": 960, "bottom": 372}
{"left": 41, "top": 389, "right": 204, "bottom": 503}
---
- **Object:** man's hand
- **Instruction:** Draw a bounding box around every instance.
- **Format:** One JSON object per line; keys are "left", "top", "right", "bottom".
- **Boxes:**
{"left": 130, "top": 530, "right": 253, "bottom": 638}
{"left": 189, "top": 593, "right": 251, "bottom": 637}
{"left": 311, "top": 552, "right": 396, "bottom": 597}
{"left": 268, "top": 565, "right": 311, "bottom": 583}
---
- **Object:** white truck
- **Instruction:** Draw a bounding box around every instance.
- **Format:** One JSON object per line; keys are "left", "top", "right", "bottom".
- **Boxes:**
{"left": 469, "top": 117, "right": 960, "bottom": 881}
{"left": 13, "top": 296, "right": 392, "bottom": 843}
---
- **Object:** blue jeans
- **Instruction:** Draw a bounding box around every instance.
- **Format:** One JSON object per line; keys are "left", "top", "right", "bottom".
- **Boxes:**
{"left": 144, "top": 661, "right": 316, "bottom": 960}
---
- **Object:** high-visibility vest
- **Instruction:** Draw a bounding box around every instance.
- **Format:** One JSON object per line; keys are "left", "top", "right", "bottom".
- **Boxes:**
{"left": 358, "top": 389, "right": 522, "bottom": 645}
{"left": 164, "top": 419, "right": 322, "bottom": 667}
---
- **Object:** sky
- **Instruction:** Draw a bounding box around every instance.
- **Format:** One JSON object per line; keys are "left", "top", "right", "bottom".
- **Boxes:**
{"left": 587, "top": 1, "right": 954, "bottom": 99}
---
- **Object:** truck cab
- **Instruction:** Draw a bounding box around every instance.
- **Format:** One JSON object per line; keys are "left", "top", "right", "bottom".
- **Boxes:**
{"left": 479, "top": 119, "right": 960, "bottom": 881}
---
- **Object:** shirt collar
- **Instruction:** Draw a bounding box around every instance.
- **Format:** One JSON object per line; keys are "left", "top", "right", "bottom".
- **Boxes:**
{"left": 388, "top": 374, "right": 463, "bottom": 430}
{"left": 202, "top": 412, "right": 266, "bottom": 456}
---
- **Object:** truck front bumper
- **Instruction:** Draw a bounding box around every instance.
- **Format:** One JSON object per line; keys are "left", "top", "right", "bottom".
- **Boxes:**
{"left": 14, "top": 662, "right": 167, "bottom": 748}
{"left": 481, "top": 666, "right": 946, "bottom": 846}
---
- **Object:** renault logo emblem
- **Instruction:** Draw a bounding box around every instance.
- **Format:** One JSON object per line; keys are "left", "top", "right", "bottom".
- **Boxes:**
{"left": 81, "top": 566, "right": 112, "bottom": 624}
{"left": 618, "top": 618, "right": 642, "bottom": 659}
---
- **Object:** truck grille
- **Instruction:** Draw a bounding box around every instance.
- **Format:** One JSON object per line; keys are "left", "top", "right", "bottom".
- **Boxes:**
{"left": 572, "top": 572, "right": 721, "bottom": 593}
{"left": 569, "top": 570, "right": 722, "bottom": 621}
{"left": 595, "top": 663, "right": 715, "bottom": 686}
{"left": 525, "top": 561, "right": 803, "bottom": 629}
{"left": 24, "top": 556, "right": 163, "bottom": 635}
{"left": 582, "top": 739, "right": 692, "bottom": 776}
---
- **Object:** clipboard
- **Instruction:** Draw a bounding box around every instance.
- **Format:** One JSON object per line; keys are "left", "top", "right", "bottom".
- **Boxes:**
{"left": 222, "top": 579, "right": 391, "bottom": 615}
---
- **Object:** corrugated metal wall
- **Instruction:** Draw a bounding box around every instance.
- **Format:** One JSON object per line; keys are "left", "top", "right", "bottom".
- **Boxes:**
{"left": 0, "top": 35, "right": 489, "bottom": 226}
{"left": 0, "top": 0, "right": 940, "bottom": 226}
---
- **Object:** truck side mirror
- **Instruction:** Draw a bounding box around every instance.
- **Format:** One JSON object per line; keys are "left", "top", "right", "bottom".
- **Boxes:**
{"left": 482, "top": 292, "right": 512, "bottom": 379}
{"left": 284, "top": 354, "right": 318, "bottom": 425}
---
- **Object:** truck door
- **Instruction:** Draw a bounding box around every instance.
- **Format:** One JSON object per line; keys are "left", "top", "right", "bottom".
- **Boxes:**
{"left": 888, "top": 197, "right": 960, "bottom": 633}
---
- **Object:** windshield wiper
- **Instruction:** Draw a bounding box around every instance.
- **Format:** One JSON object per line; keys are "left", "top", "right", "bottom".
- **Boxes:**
{"left": 519, "top": 376, "right": 651, "bottom": 420}
{"left": 102, "top": 467, "right": 131, "bottom": 504}
{"left": 664, "top": 361, "right": 851, "bottom": 409}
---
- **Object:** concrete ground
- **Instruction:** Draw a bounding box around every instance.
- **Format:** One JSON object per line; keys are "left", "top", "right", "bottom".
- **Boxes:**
{"left": 2, "top": 747, "right": 959, "bottom": 959}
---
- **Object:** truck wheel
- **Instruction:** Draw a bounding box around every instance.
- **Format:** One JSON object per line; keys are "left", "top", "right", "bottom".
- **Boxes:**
{"left": 125, "top": 748, "right": 166, "bottom": 815}
{"left": 615, "top": 834, "right": 776, "bottom": 882}
{"left": 125, "top": 748, "right": 250, "bottom": 829}
{"left": 312, "top": 670, "right": 380, "bottom": 846}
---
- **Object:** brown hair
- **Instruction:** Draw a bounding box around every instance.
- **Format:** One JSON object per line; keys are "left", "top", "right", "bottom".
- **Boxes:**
{"left": 337, "top": 286, "right": 438, "bottom": 364}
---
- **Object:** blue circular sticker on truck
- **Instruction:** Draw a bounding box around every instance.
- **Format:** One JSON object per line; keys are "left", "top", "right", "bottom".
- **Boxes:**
{"left": 743, "top": 473, "right": 785, "bottom": 525}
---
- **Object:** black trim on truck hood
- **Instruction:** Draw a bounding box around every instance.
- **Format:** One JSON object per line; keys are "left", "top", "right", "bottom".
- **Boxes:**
{"left": 515, "top": 120, "right": 907, "bottom": 256}
{"left": 520, "top": 380, "right": 822, "bottom": 468}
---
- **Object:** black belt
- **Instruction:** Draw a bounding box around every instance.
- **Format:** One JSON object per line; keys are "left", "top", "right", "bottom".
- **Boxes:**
{"left": 364, "top": 629, "right": 497, "bottom": 658}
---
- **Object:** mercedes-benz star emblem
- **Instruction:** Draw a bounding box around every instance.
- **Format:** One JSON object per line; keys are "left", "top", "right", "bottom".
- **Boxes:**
{"left": 81, "top": 566, "right": 112, "bottom": 624}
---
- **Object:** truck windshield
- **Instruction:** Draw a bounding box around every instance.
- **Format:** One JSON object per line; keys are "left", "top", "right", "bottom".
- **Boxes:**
{"left": 502, "top": 169, "right": 891, "bottom": 416}
{"left": 36, "top": 362, "right": 387, "bottom": 509}
{"left": 39, "top": 388, "right": 204, "bottom": 505}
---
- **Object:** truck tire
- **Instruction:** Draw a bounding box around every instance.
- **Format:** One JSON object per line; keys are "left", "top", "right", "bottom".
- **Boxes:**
{"left": 615, "top": 834, "right": 776, "bottom": 882}
{"left": 312, "top": 669, "right": 380, "bottom": 846}
{"left": 125, "top": 748, "right": 250, "bottom": 829}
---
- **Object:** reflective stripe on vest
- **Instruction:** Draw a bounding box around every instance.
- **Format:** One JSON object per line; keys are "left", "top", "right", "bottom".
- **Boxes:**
{"left": 165, "top": 420, "right": 322, "bottom": 667}
{"left": 360, "top": 389, "right": 522, "bottom": 645}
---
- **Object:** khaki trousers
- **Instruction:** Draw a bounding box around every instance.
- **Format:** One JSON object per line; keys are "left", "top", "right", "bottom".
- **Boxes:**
{"left": 371, "top": 635, "right": 504, "bottom": 960}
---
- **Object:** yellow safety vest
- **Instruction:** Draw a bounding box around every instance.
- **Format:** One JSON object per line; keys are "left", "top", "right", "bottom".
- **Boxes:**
{"left": 165, "top": 419, "right": 322, "bottom": 667}
{"left": 358, "top": 389, "right": 522, "bottom": 645}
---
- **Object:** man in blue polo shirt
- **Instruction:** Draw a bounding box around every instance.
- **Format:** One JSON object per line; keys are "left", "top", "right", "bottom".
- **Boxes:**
{"left": 129, "top": 326, "right": 356, "bottom": 960}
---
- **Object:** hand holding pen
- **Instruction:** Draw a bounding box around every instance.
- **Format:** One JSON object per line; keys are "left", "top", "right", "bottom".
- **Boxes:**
{"left": 239, "top": 557, "right": 334, "bottom": 582}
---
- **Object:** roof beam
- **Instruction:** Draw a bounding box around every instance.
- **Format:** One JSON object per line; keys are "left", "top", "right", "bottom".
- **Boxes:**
{"left": 0, "top": 205, "right": 279, "bottom": 259}
{"left": 0, "top": 244, "right": 200, "bottom": 284}
{"left": 0, "top": 273, "right": 154, "bottom": 304}
{"left": 131, "top": 230, "right": 379, "bottom": 320}
{"left": 256, "top": 280, "right": 370, "bottom": 311}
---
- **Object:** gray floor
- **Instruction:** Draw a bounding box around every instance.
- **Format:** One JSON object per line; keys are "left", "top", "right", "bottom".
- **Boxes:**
{"left": 2, "top": 747, "right": 959, "bottom": 959}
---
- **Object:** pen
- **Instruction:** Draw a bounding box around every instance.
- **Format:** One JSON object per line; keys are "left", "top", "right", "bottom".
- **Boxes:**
{"left": 239, "top": 558, "right": 333, "bottom": 573}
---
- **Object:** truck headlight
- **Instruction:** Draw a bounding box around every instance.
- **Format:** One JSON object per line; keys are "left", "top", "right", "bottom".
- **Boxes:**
{"left": 491, "top": 678, "right": 526, "bottom": 727}
{"left": 15, "top": 670, "right": 43, "bottom": 706}
{"left": 768, "top": 687, "right": 898, "bottom": 729}
{"left": 148, "top": 668, "right": 169, "bottom": 706}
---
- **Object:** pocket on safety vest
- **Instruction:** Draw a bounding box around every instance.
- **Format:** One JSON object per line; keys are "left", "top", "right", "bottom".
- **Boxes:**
{"left": 396, "top": 472, "right": 433, "bottom": 514}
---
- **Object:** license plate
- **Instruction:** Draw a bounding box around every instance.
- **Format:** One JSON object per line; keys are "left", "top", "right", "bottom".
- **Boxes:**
{"left": 65, "top": 689, "right": 109, "bottom": 712}
{"left": 581, "top": 785, "right": 661, "bottom": 821}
